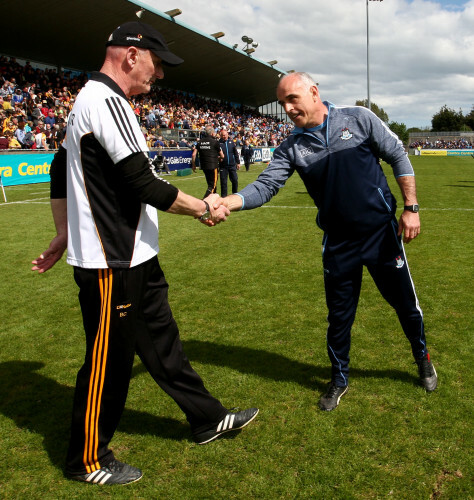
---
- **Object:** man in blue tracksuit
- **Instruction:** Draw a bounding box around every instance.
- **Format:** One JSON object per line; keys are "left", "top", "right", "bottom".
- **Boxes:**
{"left": 219, "top": 129, "right": 240, "bottom": 197}
{"left": 221, "top": 72, "right": 437, "bottom": 411}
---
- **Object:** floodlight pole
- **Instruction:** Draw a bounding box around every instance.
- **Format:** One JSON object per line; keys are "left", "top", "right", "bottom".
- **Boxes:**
{"left": 366, "top": 0, "right": 371, "bottom": 111}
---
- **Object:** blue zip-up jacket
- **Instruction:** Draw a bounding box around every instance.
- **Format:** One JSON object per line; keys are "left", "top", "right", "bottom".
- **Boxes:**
{"left": 219, "top": 138, "right": 240, "bottom": 167}
{"left": 238, "top": 103, "right": 414, "bottom": 237}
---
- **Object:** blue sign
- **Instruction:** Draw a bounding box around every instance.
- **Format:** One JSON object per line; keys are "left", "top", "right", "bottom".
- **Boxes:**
{"left": 149, "top": 149, "right": 192, "bottom": 170}
{"left": 0, "top": 152, "right": 53, "bottom": 186}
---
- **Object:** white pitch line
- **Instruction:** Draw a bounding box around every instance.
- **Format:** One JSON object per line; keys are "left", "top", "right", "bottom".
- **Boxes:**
{"left": 261, "top": 206, "right": 474, "bottom": 211}
{"left": 0, "top": 197, "right": 50, "bottom": 205}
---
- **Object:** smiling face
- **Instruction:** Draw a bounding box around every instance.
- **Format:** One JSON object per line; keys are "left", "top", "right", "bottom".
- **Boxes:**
{"left": 277, "top": 74, "right": 323, "bottom": 129}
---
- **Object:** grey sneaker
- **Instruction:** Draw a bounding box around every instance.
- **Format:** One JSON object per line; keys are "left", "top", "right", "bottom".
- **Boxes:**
{"left": 67, "top": 459, "right": 143, "bottom": 485}
{"left": 416, "top": 353, "right": 438, "bottom": 392}
{"left": 193, "top": 408, "right": 259, "bottom": 444}
{"left": 318, "top": 382, "right": 349, "bottom": 411}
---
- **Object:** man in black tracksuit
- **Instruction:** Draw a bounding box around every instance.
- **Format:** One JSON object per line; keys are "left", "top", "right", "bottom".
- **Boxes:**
{"left": 192, "top": 125, "right": 223, "bottom": 198}
{"left": 31, "top": 21, "right": 258, "bottom": 486}
{"left": 219, "top": 129, "right": 240, "bottom": 197}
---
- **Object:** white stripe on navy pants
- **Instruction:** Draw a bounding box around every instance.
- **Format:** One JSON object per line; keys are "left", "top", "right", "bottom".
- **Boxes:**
{"left": 322, "top": 218, "right": 427, "bottom": 387}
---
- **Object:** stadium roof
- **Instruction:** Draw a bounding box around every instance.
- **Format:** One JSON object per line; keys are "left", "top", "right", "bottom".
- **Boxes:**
{"left": 2, "top": 0, "right": 286, "bottom": 108}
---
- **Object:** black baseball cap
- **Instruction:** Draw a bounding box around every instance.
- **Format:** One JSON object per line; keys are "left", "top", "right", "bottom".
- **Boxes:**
{"left": 106, "top": 21, "right": 183, "bottom": 66}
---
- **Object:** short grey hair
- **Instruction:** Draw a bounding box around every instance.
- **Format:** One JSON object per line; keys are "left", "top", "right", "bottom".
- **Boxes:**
{"left": 280, "top": 72, "right": 317, "bottom": 90}
{"left": 204, "top": 125, "right": 215, "bottom": 136}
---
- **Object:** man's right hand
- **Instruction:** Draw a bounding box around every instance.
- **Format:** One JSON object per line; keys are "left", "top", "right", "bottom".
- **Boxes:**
{"left": 202, "top": 193, "right": 230, "bottom": 226}
{"left": 31, "top": 234, "right": 67, "bottom": 273}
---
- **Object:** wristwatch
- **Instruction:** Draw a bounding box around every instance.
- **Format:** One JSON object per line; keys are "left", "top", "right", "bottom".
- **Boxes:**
{"left": 199, "top": 200, "right": 211, "bottom": 221}
{"left": 404, "top": 204, "right": 419, "bottom": 213}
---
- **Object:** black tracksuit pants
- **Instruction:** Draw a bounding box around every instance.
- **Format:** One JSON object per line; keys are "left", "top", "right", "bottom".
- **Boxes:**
{"left": 66, "top": 257, "right": 227, "bottom": 475}
{"left": 202, "top": 168, "right": 219, "bottom": 199}
{"left": 322, "top": 218, "right": 428, "bottom": 387}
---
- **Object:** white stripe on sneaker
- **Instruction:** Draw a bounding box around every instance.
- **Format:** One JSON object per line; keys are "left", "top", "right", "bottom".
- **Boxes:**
{"left": 86, "top": 470, "right": 101, "bottom": 482}
{"left": 229, "top": 414, "right": 235, "bottom": 429}
{"left": 98, "top": 472, "right": 112, "bottom": 484}
{"left": 223, "top": 414, "right": 231, "bottom": 430}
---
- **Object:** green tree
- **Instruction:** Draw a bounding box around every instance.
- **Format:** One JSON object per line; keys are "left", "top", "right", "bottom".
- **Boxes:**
{"left": 355, "top": 99, "right": 389, "bottom": 123}
{"left": 388, "top": 121, "right": 409, "bottom": 144}
{"left": 431, "top": 105, "right": 464, "bottom": 131}
{"left": 463, "top": 105, "right": 474, "bottom": 131}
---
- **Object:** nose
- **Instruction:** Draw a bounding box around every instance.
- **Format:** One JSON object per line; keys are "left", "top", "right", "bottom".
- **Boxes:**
{"left": 283, "top": 102, "right": 294, "bottom": 114}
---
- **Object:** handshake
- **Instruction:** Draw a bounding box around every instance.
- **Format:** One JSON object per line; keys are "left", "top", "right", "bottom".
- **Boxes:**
{"left": 198, "top": 193, "right": 231, "bottom": 227}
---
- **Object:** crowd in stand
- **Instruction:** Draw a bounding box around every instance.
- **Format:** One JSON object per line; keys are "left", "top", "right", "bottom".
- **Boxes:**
{"left": 409, "top": 138, "right": 473, "bottom": 150}
{"left": 0, "top": 55, "right": 292, "bottom": 151}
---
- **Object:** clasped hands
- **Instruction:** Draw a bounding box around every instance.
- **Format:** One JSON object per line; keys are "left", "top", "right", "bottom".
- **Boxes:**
{"left": 199, "top": 193, "right": 230, "bottom": 227}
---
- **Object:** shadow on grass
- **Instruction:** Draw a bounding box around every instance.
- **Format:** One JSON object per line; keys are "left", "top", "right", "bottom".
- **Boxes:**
{"left": 0, "top": 349, "right": 417, "bottom": 470}
{"left": 132, "top": 339, "right": 417, "bottom": 391}
{"left": 0, "top": 361, "right": 188, "bottom": 471}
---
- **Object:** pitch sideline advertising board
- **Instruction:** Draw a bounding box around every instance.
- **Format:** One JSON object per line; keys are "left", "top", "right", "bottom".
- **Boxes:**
{"left": 420, "top": 149, "right": 473, "bottom": 156}
{"left": 0, "top": 147, "right": 279, "bottom": 187}
{"left": 0, "top": 150, "right": 194, "bottom": 187}
{"left": 237, "top": 147, "right": 275, "bottom": 165}
{"left": 0, "top": 152, "right": 52, "bottom": 186}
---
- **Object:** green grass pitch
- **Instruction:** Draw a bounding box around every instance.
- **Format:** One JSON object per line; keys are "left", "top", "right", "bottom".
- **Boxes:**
{"left": 0, "top": 156, "right": 472, "bottom": 498}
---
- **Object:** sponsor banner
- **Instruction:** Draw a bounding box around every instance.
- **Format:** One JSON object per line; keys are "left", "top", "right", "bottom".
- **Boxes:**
{"left": 0, "top": 152, "right": 53, "bottom": 186}
{"left": 420, "top": 150, "right": 447, "bottom": 156}
{"left": 149, "top": 149, "right": 192, "bottom": 170}
{"left": 237, "top": 147, "right": 275, "bottom": 166}
{"left": 447, "top": 150, "right": 474, "bottom": 156}
{"left": 420, "top": 149, "right": 473, "bottom": 157}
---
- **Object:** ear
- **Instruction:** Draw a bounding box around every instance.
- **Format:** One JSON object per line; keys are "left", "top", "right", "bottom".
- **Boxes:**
{"left": 126, "top": 47, "right": 140, "bottom": 68}
{"left": 310, "top": 85, "right": 319, "bottom": 101}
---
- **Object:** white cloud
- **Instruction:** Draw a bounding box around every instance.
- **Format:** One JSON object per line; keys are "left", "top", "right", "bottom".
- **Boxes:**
{"left": 149, "top": 0, "right": 474, "bottom": 128}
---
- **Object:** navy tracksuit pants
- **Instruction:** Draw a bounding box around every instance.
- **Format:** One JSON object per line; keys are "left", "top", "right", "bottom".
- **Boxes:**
{"left": 322, "top": 218, "right": 427, "bottom": 387}
{"left": 219, "top": 165, "right": 238, "bottom": 197}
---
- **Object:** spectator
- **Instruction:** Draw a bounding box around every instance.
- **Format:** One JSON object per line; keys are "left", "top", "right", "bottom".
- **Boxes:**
{"left": 14, "top": 119, "right": 27, "bottom": 148}
{"left": 6, "top": 129, "right": 21, "bottom": 149}
{"left": 44, "top": 109, "right": 56, "bottom": 127}
{"left": 50, "top": 124, "right": 64, "bottom": 149}
{"left": 34, "top": 125, "right": 47, "bottom": 150}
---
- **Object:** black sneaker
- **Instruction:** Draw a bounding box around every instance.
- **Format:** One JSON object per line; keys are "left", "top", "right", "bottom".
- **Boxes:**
{"left": 193, "top": 407, "right": 259, "bottom": 445}
{"left": 67, "top": 459, "right": 143, "bottom": 485}
{"left": 318, "top": 382, "right": 349, "bottom": 411}
{"left": 416, "top": 353, "right": 438, "bottom": 392}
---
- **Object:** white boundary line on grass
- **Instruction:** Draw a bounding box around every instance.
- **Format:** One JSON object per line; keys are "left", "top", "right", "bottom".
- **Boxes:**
{"left": 1, "top": 195, "right": 472, "bottom": 212}
{"left": 261, "top": 205, "right": 474, "bottom": 211}
{"left": 0, "top": 197, "right": 50, "bottom": 205}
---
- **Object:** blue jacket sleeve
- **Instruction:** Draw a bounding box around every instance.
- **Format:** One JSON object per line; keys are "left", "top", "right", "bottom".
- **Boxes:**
{"left": 238, "top": 142, "right": 295, "bottom": 209}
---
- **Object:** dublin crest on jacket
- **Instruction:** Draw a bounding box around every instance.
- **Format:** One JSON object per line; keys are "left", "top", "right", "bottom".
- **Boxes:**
{"left": 340, "top": 128, "right": 353, "bottom": 140}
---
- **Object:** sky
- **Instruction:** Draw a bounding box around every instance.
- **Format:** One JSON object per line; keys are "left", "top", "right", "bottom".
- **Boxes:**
{"left": 148, "top": 0, "right": 474, "bottom": 128}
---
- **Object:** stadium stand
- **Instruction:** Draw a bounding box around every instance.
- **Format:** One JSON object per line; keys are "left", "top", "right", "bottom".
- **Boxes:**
{"left": 0, "top": 55, "right": 292, "bottom": 150}
{"left": 408, "top": 133, "right": 473, "bottom": 150}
